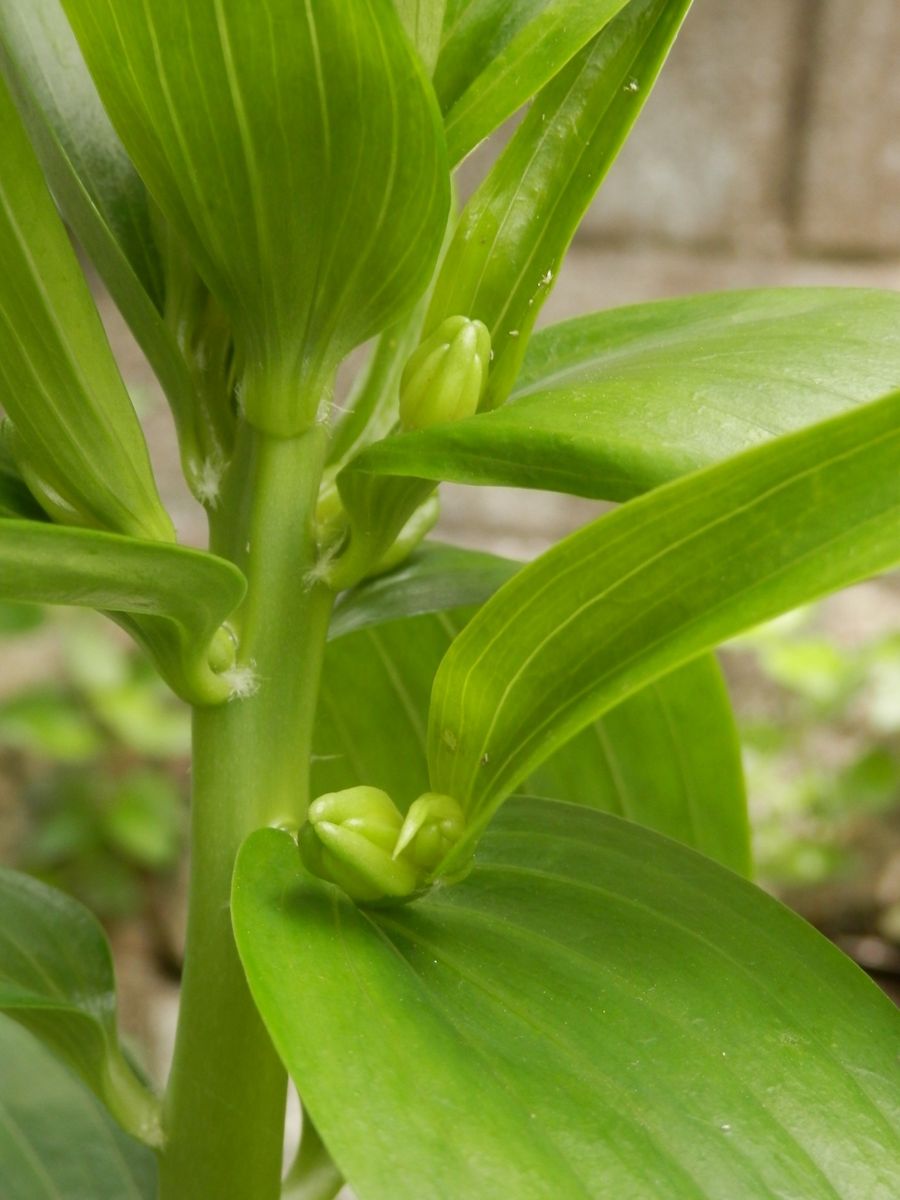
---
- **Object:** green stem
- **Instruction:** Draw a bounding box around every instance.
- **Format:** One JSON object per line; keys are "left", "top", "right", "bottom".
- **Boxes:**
{"left": 158, "top": 422, "right": 334, "bottom": 1200}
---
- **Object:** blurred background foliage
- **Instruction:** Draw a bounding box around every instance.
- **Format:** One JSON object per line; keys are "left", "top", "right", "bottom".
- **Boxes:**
{"left": 0, "top": 602, "right": 188, "bottom": 923}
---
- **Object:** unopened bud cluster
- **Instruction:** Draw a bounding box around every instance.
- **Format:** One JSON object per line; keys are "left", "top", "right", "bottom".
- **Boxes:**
{"left": 299, "top": 785, "right": 465, "bottom": 903}
{"left": 399, "top": 316, "right": 491, "bottom": 431}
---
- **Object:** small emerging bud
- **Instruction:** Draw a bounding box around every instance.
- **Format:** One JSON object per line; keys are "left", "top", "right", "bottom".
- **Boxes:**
{"left": 394, "top": 793, "right": 465, "bottom": 872}
{"left": 399, "top": 316, "right": 491, "bottom": 431}
{"left": 299, "top": 786, "right": 419, "bottom": 903}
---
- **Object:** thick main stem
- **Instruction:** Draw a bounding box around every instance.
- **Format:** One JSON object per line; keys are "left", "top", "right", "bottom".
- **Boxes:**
{"left": 159, "top": 424, "right": 333, "bottom": 1200}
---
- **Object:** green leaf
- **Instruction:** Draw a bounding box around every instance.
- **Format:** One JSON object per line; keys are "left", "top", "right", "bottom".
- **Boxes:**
{"left": 0, "top": 71, "right": 172, "bottom": 542}
{"left": 437, "top": 0, "right": 636, "bottom": 164}
{"left": 393, "top": 0, "right": 446, "bottom": 72}
{"left": 0, "top": 1017, "right": 156, "bottom": 1199}
{"left": 64, "top": 0, "right": 450, "bottom": 435}
{"left": 527, "top": 654, "right": 749, "bottom": 875}
{"left": 356, "top": 288, "right": 900, "bottom": 500}
{"left": 330, "top": 541, "right": 517, "bottom": 638}
{"left": 0, "top": 0, "right": 162, "bottom": 302}
{"left": 428, "top": 390, "right": 900, "bottom": 869}
{"left": 0, "top": 869, "right": 161, "bottom": 1146}
{"left": 0, "top": 431, "right": 46, "bottom": 521}
{"left": 430, "top": 0, "right": 689, "bottom": 407}
{"left": 0, "top": 0, "right": 216, "bottom": 498}
{"left": 0, "top": 520, "right": 246, "bottom": 704}
{"left": 318, "top": 545, "right": 749, "bottom": 873}
{"left": 233, "top": 804, "right": 900, "bottom": 1200}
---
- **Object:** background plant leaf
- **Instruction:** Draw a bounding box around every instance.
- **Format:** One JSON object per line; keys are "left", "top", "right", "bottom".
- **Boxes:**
{"left": 318, "top": 545, "right": 749, "bottom": 873}
{"left": 428, "top": 390, "right": 900, "bottom": 868}
{"left": 429, "top": 0, "right": 690, "bottom": 408}
{"left": 0, "top": 70, "right": 172, "bottom": 541}
{"left": 233, "top": 806, "right": 900, "bottom": 1200}
{"left": 0, "top": 1017, "right": 157, "bottom": 1199}
{"left": 0, "top": 520, "right": 246, "bottom": 704}
{"left": 355, "top": 288, "right": 900, "bottom": 500}
{"left": 63, "top": 0, "right": 450, "bottom": 435}
{"left": 0, "top": 869, "right": 161, "bottom": 1146}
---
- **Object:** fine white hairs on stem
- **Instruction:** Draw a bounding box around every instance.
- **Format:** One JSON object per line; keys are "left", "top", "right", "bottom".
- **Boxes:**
{"left": 223, "top": 662, "right": 260, "bottom": 701}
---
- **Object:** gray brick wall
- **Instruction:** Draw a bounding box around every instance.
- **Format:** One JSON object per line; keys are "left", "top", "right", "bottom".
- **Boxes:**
{"left": 581, "top": 0, "right": 900, "bottom": 257}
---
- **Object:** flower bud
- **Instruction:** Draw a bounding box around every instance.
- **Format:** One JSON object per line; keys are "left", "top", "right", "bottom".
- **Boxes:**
{"left": 394, "top": 792, "right": 466, "bottom": 873}
{"left": 299, "top": 786, "right": 420, "bottom": 903}
{"left": 399, "top": 316, "right": 491, "bottom": 432}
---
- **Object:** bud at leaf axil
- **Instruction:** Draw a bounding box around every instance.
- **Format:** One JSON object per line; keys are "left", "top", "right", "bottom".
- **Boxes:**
{"left": 399, "top": 316, "right": 491, "bottom": 431}
{"left": 299, "top": 786, "right": 420, "bottom": 903}
{"left": 393, "top": 793, "right": 465, "bottom": 872}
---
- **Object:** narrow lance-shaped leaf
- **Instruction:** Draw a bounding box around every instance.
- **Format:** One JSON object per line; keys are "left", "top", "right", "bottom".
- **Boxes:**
{"left": 0, "top": 0, "right": 221, "bottom": 501}
{"left": 429, "top": 390, "right": 900, "bottom": 870}
{"left": 0, "top": 71, "right": 172, "bottom": 541}
{"left": 0, "top": 520, "right": 246, "bottom": 705}
{"left": 358, "top": 288, "right": 900, "bottom": 500}
{"left": 0, "top": 1018, "right": 157, "bottom": 1200}
{"left": 233, "top": 804, "right": 900, "bottom": 1200}
{"left": 0, "top": 869, "right": 161, "bottom": 1147}
{"left": 64, "top": 0, "right": 450, "bottom": 436}
{"left": 317, "top": 544, "right": 750, "bottom": 874}
{"left": 428, "top": 0, "right": 691, "bottom": 409}
{"left": 436, "top": 0, "right": 636, "bottom": 164}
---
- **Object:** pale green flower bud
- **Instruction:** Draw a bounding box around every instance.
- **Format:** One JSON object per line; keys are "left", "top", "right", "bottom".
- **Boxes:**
{"left": 393, "top": 793, "right": 465, "bottom": 873}
{"left": 399, "top": 316, "right": 491, "bottom": 431}
{"left": 299, "top": 786, "right": 420, "bottom": 903}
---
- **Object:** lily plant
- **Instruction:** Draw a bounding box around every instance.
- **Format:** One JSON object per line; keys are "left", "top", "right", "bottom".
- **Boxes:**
{"left": 0, "top": 2, "right": 898, "bottom": 1198}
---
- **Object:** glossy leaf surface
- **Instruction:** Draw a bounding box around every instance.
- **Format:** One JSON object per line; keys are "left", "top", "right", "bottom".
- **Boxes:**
{"left": 0, "top": 71, "right": 172, "bottom": 541}
{"left": 233, "top": 803, "right": 900, "bottom": 1200}
{"left": 0, "top": 520, "right": 246, "bottom": 704}
{"left": 429, "top": 391, "right": 900, "bottom": 866}
{"left": 0, "top": 1017, "right": 156, "bottom": 1199}
{"left": 0, "top": 0, "right": 209, "bottom": 493}
{"left": 64, "top": 0, "right": 450, "bottom": 435}
{"left": 0, "top": 869, "right": 160, "bottom": 1145}
{"left": 319, "top": 546, "right": 749, "bottom": 873}
{"left": 437, "top": 0, "right": 634, "bottom": 163}
{"left": 527, "top": 653, "right": 749, "bottom": 874}
{"left": 430, "top": 0, "right": 689, "bottom": 407}
{"left": 358, "top": 288, "right": 900, "bottom": 500}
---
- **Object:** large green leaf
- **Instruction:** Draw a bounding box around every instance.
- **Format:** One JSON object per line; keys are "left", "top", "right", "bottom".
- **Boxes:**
{"left": 0, "top": 520, "right": 246, "bottom": 704}
{"left": 0, "top": 1017, "right": 156, "bottom": 1199}
{"left": 0, "top": 0, "right": 216, "bottom": 499}
{"left": 527, "top": 653, "right": 749, "bottom": 874}
{"left": 317, "top": 545, "right": 749, "bottom": 873}
{"left": 355, "top": 288, "right": 900, "bottom": 500}
{"left": 233, "top": 803, "right": 900, "bottom": 1200}
{"left": 436, "top": 0, "right": 635, "bottom": 164}
{"left": 430, "top": 0, "right": 689, "bottom": 408}
{"left": 0, "top": 869, "right": 160, "bottom": 1146}
{"left": 64, "top": 0, "right": 450, "bottom": 436}
{"left": 0, "top": 71, "right": 172, "bottom": 541}
{"left": 428, "top": 390, "right": 900, "bottom": 868}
